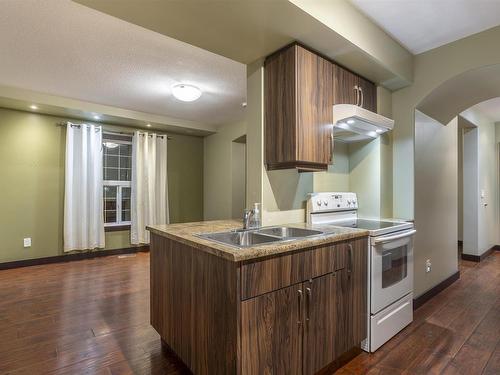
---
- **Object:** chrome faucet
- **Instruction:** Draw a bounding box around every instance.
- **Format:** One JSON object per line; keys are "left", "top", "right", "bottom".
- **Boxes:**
{"left": 243, "top": 209, "right": 253, "bottom": 230}
{"left": 242, "top": 203, "right": 261, "bottom": 230}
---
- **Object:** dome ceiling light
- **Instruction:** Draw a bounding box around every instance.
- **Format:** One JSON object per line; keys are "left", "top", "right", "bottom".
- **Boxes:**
{"left": 172, "top": 84, "right": 202, "bottom": 102}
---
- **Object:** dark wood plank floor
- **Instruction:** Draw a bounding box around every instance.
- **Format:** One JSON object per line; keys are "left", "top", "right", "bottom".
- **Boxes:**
{"left": 0, "top": 252, "right": 498, "bottom": 374}
{"left": 336, "top": 252, "right": 500, "bottom": 375}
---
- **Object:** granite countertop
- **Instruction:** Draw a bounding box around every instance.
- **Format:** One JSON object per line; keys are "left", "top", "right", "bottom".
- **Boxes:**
{"left": 147, "top": 220, "right": 369, "bottom": 262}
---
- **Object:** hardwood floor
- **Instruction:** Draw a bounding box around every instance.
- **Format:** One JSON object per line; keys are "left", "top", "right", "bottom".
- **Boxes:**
{"left": 336, "top": 252, "right": 500, "bottom": 375}
{"left": 0, "top": 252, "right": 498, "bottom": 374}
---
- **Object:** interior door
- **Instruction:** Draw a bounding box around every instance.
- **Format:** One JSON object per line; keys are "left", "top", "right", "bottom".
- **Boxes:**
{"left": 303, "top": 274, "right": 336, "bottom": 375}
{"left": 241, "top": 283, "right": 303, "bottom": 375}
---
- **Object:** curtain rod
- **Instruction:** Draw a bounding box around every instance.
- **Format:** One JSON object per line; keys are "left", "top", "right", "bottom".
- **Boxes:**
{"left": 56, "top": 122, "right": 173, "bottom": 140}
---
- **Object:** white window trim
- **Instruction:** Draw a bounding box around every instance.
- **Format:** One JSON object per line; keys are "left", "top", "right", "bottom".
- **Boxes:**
{"left": 103, "top": 138, "right": 132, "bottom": 227}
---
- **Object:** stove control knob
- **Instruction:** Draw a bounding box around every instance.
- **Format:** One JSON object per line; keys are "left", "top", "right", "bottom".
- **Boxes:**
{"left": 323, "top": 200, "right": 328, "bottom": 206}
{"left": 316, "top": 200, "right": 322, "bottom": 206}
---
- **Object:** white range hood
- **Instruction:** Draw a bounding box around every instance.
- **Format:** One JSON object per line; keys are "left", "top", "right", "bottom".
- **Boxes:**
{"left": 332, "top": 104, "right": 394, "bottom": 143}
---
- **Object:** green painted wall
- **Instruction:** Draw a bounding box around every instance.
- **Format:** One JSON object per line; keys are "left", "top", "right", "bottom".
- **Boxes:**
{"left": 0, "top": 107, "right": 203, "bottom": 263}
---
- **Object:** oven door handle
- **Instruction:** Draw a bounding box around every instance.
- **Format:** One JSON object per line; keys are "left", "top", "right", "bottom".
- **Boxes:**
{"left": 372, "top": 229, "right": 416, "bottom": 245}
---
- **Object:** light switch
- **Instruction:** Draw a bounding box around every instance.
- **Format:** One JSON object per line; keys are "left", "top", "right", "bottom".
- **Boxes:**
{"left": 23, "top": 237, "right": 31, "bottom": 248}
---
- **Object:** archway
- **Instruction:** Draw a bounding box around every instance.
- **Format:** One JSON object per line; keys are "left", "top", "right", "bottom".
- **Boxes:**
{"left": 413, "top": 65, "right": 500, "bottom": 297}
{"left": 417, "top": 64, "right": 500, "bottom": 125}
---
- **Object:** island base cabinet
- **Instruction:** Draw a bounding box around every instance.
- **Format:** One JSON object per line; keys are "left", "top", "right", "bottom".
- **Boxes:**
{"left": 150, "top": 233, "right": 367, "bottom": 375}
{"left": 150, "top": 234, "right": 239, "bottom": 375}
{"left": 303, "top": 274, "right": 336, "bottom": 375}
{"left": 241, "top": 284, "right": 303, "bottom": 375}
{"left": 240, "top": 273, "right": 337, "bottom": 375}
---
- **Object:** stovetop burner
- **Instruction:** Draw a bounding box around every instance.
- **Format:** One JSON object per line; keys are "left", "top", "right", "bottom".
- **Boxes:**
{"left": 332, "top": 219, "right": 406, "bottom": 231}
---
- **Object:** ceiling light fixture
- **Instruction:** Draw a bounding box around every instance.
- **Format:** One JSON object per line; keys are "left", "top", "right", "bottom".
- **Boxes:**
{"left": 147, "top": 123, "right": 152, "bottom": 127}
{"left": 172, "top": 84, "right": 202, "bottom": 102}
{"left": 30, "top": 105, "right": 38, "bottom": 110}
{"left": 93, "top": 114, "right": 101, "bottom": 120}
{"left": 347, "top": 119, "right": 355, "bottom": 124}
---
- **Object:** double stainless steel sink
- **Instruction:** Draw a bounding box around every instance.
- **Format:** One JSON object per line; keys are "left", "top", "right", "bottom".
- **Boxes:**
{"left": 197, "top": 226, "right": 324, "bottom": 248}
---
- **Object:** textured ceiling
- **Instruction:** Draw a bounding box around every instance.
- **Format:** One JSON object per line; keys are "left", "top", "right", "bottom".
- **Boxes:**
{"left": 0, "top": 0, "right": 246, "bottom": 127}
{"left": 350, "top": 0, "right": 500, "bottom": 54}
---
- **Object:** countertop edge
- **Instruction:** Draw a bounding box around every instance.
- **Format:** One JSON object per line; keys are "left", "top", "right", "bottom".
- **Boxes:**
{"left": 147, "top": 223, "right": 369, "bottom": 262}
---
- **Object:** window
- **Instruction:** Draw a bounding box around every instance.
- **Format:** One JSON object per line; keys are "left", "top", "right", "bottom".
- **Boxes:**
{"left": 103, "top": 135, "right": 132, "bottom": 227}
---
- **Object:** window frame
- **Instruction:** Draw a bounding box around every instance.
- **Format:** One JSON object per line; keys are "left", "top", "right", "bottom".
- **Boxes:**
{"left": 103, "top": 138, "right": 132, "bottom": 228}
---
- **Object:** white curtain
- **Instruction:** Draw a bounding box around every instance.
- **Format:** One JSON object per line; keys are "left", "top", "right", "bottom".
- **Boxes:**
{"left": 64, "top": 123, "right": 105, "bottom": 251}
{"left": 131, "top": 131, "right": 169, "bottom": 244}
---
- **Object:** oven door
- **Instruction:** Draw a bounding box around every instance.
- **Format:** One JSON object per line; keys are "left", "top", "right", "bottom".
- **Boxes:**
{"left": 371, "top": 229, "right": 416, "bottom": 314}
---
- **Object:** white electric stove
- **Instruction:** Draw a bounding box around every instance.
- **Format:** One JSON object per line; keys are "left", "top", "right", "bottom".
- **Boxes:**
{"left": 306, "top": 192, "right": 416, "bottom": 352}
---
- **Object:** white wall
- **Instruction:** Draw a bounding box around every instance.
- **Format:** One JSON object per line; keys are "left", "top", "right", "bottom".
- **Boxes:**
{"left": 313, "top": 142, "right": 350, "bottom": 193}
{"left": 349, "top": 139, "right": 382, "bottom": 219}
{"left": 477, "top": 120, "right": 498, "bottom": 253}
{"left": 497, "top": 123, "right": 500, "bottom": 240}
{"left": 313, "top": 136, "right": 391, "bottom": 219}
{"left": 457, "top": 125, "right": 463, "bottom": 242}
{"left": 414, "top": 111, "right": 458, "bottom": 297}
{"left": 461, "top": 109, "right": 500, "bottom": 255}
{"left": 462, "top": 126, "right": 479, "bottom": 254}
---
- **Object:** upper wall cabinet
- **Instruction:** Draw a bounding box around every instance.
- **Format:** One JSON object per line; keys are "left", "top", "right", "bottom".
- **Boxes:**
{"left": 265, "top": 43, "right": 334, "bottom": 172}
{"left": 264, "top": 43, "right": 377, "bottom": 172}
{"left": 333, "top": 65, "right": 377, "bottom": 112}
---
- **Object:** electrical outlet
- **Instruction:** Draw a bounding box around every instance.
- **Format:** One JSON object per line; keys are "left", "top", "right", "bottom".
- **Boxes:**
{"left": 426, "top": 259, "right": 432, "bottom": 273}
{"left": 23, "top": 237, "right": 31, "bottom": 248}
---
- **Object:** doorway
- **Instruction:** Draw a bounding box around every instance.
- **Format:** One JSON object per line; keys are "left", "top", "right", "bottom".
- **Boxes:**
{"left": 458, "top": 117, "right": 479, "bottom": 262}
{"left": 231, "top": 135, "right": 247, "bottom": 219}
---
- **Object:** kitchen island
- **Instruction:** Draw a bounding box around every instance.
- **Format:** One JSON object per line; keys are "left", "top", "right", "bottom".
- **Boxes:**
{"left": 147, "top": 220, "right": 369, "bottom": 375}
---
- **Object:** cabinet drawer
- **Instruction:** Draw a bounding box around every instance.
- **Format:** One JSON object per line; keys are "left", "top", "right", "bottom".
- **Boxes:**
{"left": 334, "top": 238, "right": 368, "bottom": 271}
{"left": 241, "top": 245, "right": 334, "bottom": 300}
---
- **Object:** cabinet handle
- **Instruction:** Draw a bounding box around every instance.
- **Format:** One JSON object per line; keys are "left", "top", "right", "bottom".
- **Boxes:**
{"left": 297, "top": 289, "right": 303, "bottom": 326}
{"left": 359, "top": 87, "right": 364, "bottom": 108}
{"left": 347, "top": 243, "right": 353, "bottom": 279}
{"left": 329, "top": 130, "right": 334, "bottom": 163}
{"left": 354, "top": 85, "right": 359, "bottom": 106}
{"left": 306, "top": 286, "right": 312, "bottom": 322}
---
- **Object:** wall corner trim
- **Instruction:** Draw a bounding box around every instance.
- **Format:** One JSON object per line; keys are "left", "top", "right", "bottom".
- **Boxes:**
{"left": 461, "top": 245, "right": 498, "bottom": 262}
{"left": 413, "top": 271, "right": 460, "bottom": 310}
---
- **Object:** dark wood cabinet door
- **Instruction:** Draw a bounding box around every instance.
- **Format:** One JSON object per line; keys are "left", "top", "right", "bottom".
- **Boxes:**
{"left": 358, "top": 76, "right": 377, "bottom": 112}
{"left": 333, "top": 64, "right": 377, "bottom": 112}
{"left": 335, "top": 267, "right": 353, "bottom": 357}
{"left": 264, "top": 43, "right": 333, "bottom": 171}
{"left": 264, "top": 45, "right": 297, "bottom": 166}
{"left": 334, "top": 238, "right": 368, "bottom": 357}
{"left": 241, "top": 283, "right": 303, "bottom": 375}
{"left": 303, "top": 274, "right": 336, "bottom": 375}
{"left": 296, "top": 45, "right": 333, "bottom": 165}
{"left": 333, "top": 65, "right": 359, "bottom": 106}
